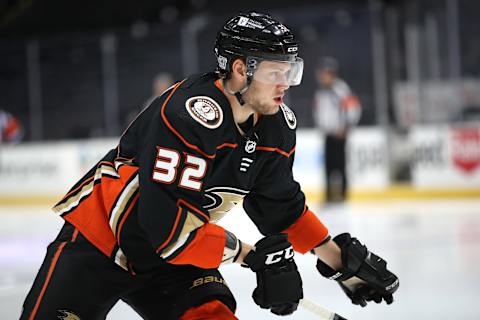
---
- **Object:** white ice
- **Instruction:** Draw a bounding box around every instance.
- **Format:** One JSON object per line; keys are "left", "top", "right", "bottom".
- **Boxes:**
{"left": 1, "top": 199, "right": 480, "bottom": 320}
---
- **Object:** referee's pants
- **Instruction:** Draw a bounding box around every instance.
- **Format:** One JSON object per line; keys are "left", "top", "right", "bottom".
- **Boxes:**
{"left": 324, "top": 134, "right": 347, "bottom": 202}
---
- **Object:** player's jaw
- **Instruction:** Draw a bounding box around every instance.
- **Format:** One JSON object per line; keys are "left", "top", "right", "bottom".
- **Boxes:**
{"left": 247, "top": 83, "right": 288, "bottom": 115}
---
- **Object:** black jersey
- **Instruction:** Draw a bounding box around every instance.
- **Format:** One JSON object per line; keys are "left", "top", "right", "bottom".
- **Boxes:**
{"left": 52, "top": 72, "right": 328, "bottom": 272}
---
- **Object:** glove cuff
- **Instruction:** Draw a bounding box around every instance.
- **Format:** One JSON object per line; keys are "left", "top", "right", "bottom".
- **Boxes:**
{"left": 332, "top": 233, "right": 368, "bottom": 275}
{"left": 316, "top": 259, "right": 353, "bottom": 282}
{"left": 242, "top": 249, "right": 255, "bottom": 269}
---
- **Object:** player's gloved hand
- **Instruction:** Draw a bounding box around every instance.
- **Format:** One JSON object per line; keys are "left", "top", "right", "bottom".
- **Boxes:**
{"left": 316, "top": 233, "right": 399, "bottom": 307}
{"left": 243, "top": 234, "right": 303, "bottom": 315}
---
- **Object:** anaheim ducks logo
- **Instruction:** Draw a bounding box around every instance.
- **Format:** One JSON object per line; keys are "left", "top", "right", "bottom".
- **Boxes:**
{"left": 280, "top": 104, "right": 297, "bottom": 129}
{"left": 204, "top": 186, "right": 249, "bottom": 222}
{"left": 58, "top": 310, "right": 81, "bottom": 320}
{"left": 185, "top": 96, "right": 223, "bottom": 129}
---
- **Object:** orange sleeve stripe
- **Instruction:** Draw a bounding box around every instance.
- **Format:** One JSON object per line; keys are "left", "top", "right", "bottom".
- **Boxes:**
{"left": 256, "top": 146, "right": 296, "bottom": 158}
{"left": 28, "top": 242, "right": 67, "bottom": 320}
{"left": 283, "top": 209, "right": 329, "bottom": 254}
{"left": 161, "top": 79, "right": 216, "bottom": 159}
{"left": 168, "top": 223, "right": 226, "bottom": 269}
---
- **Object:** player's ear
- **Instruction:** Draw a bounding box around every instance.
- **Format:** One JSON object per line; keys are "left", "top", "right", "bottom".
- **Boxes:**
{"left": 231, "top": 58, "right": 247, "bottom": 81}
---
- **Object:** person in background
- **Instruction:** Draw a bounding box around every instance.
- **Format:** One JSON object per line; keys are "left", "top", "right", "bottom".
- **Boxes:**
{"left": 152, "top": 72, "right": 174, "bottom": 97}
{"left": 124, "top": 72, "right": 174, "bottom": 127}
{"left": 0, "top": 109, "right": 23, "bottom": 143}
{"left": 313, "top": 57, "right": 361, "bottom": 204}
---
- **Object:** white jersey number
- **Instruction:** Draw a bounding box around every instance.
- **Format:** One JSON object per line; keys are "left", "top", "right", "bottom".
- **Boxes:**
{"left": 180, "top": 154, "right": 207, "bottom": 191}
{"left": 152, "top": 147, "right": 207, "bottom": 191}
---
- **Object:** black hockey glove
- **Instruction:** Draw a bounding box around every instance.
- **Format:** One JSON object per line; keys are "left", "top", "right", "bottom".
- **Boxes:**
{"left": 316, "top": 233, "right": 399, "bottom": 307}
{"left": 244, "top": 234, "right": 303, "bottom": 316}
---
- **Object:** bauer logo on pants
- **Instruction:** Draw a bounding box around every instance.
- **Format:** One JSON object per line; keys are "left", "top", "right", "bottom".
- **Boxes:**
{"left": 185, "top": 96, "right": 223, "bottom": 129}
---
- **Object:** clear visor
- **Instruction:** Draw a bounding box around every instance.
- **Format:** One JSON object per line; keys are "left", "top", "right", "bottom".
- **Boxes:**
{"left": 247, "top": 56, "right": 304, "bottom": 86}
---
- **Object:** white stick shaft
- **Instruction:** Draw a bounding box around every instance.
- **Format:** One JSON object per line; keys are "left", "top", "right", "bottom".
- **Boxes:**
{"left": 299, "top": 298, "right": 337, "bottom": 320}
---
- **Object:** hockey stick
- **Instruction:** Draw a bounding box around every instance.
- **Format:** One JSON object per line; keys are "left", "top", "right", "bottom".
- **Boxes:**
{"left": 299, "top": 298, "right": 348, "bottom": 320}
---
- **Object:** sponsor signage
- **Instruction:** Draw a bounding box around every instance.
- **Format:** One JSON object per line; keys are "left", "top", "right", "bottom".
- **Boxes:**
{"left": 411, "top": 125, "right": 480, "bottom": 188}
{"left": 293, "top": 128, "right": 390, "bottom": 191}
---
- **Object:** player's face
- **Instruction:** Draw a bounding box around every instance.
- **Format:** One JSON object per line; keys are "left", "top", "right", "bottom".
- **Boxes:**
{"left": 243, "top": 61, "right": 290, "bottom": 115}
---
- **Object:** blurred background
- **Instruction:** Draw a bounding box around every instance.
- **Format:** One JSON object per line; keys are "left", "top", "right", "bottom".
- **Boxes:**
{"left": 0, "top": 0, "right": 479, "bottom": 319}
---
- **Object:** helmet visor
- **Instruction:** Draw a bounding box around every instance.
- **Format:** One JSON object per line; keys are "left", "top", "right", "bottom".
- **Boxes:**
{"left": 247, "top": 56, "right": 304, "bottom": 86}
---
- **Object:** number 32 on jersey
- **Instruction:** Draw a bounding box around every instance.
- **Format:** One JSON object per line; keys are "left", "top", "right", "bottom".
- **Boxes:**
{"left": 151, "top": 146, "right": 207, "bottom": 191}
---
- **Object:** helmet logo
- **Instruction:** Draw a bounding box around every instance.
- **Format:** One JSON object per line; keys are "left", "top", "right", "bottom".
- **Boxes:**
{"left": 217, "top": 55, "right": 227, "bottom": 70}
{"left": 185, "top": 96, "right": 223, "bottom": 129}
{"left": 287, "top": 47, "right": 298, "bottom": 53}
{"left": 237, "top": 17, "right": 264, "bottom": 29}
{"left": 238, "top": 17, "right": 249, "bottom": 26}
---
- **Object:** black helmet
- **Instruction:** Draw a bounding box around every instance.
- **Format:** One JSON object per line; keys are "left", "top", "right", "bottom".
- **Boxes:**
{"left": 214, "top": 12, "right": 300, "bottom": 75}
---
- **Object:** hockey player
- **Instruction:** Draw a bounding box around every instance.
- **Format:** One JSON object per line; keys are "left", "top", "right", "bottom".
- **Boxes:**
{"left": 21, "top": 12, "right": 398, "bottom": 320}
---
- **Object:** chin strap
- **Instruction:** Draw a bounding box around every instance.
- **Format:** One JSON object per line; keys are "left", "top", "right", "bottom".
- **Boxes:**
{"left": 223, "top": 76, "right": 252, "bottom": 106}
{"left": 234, "top": 91, "right": 246, "bottom": 105}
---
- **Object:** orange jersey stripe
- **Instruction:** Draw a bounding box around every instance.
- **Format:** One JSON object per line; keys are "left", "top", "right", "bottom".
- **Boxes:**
{"left": 161, "top": 79, "right": 216, "bottom": 159}
{"left": 256, "top": 146, "right": 296, "bottom": 158}
{"left": 216, "top": 142, "right": 238, "bottom": 149}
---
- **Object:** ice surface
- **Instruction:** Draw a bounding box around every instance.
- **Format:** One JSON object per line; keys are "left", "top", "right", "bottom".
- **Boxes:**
{"left": 2, "top": 199, "right": 480, "bottom": 320}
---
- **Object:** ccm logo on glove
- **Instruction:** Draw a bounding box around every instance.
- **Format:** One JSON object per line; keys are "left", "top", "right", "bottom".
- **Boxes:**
{"left": 265, "top": 246, "right": 294, "bottom": 265}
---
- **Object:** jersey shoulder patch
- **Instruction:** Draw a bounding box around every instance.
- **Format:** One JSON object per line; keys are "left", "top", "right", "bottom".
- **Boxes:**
{"left": 185, "top": 96, "right": 223, "bottom": 129}
{"left": 280, "top": 104, "right": 297, "bottom": 130}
